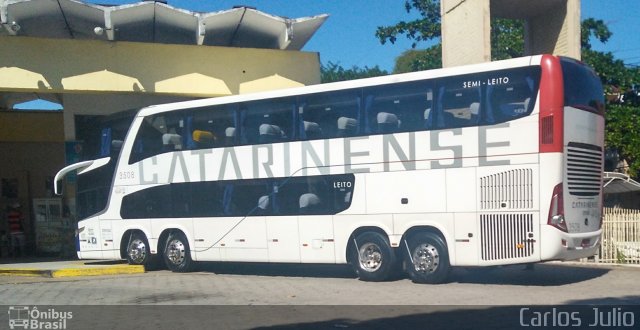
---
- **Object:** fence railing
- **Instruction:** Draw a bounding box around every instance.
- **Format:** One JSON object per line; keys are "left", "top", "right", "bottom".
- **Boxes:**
{"left": 590, "top": 207, "right": 640, "bottom": 264}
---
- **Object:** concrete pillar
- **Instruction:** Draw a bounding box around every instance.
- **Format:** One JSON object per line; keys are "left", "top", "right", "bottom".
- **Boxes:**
{"left": 441, "top": 0, "right": 582, "bottom": 67}
{"left": 441, "top": 0, "right": 491, "bottom": 68}
{"left": 525, "top": 0, "right": 581, "bottom": 60}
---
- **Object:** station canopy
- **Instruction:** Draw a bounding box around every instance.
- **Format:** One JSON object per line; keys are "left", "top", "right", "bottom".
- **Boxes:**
{"left": 0, "top": 0, "right": 328, "bottom": 50}
{"left": 0, "top": 0, "right": 328, "bottom": 110}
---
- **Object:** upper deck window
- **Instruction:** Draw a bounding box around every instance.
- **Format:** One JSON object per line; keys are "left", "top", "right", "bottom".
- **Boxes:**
{"left": 128, "top": 111, "right": 186, "bottom": 164}
{"left": 298, "top": 89, "right": 361, "bottom": 139}
{"left": 363, "top": 82, "right": 433, "bottom": 133}
{"left": 240, "top": 98, "right": 295, "bottom": 145}
{"left": 125, "top": 65, "right": 542, "bottom": 164}
{"left": 486, "top": 67, "right": 539, "bottom": 123}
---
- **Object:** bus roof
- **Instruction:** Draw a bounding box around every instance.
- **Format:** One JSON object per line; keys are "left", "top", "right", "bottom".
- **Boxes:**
{"left": 137, "top": 55, "right": 547, "bottom": 118}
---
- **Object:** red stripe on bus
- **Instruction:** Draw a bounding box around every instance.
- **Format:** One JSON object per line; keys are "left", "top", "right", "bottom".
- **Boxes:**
{"left": 539, "top": 54, "right": 564, "bottom": 153}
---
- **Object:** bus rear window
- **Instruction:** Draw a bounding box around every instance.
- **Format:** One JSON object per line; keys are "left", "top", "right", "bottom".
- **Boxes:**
{"left": 561, "top": 58, "right": 604, "bottom": 114}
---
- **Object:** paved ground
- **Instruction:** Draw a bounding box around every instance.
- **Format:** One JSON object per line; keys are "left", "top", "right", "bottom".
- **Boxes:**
{"left": 1, "top": 261, "right": 639, "bottom": 305}
{"left": 1, "top": 261, "right": 639, "bottom": 329}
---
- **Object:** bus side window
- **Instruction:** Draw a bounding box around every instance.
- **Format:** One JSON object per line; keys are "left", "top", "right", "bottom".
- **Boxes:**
{"left": 363, "top": 82, "right": 432, "bottom": 134}
{"left": 191, "top": 105, "right": 236, "bottom": 149}
{"left": 487, "top": 76, "right": 536, "bottom": 123}
{"left": 171, "top": 183, "right": 191, "bottom": 218}
{"left": 299, "top": 89, "right": 361, "bottom": 139}
{"left": 121, "top": 184, "right": 172, "bottom": 219}
{"left": 275, "top": 176, "right": 336, "bottom": 215}
{"left": 190, "top": 181, "right": 224, "bottom": 217}
{"left": 438, "top": 85, "right": 481, "bottom": 129}
{"left": 130, "top": 111, "right": 190, "bottom": 163}
{"left": 241, "top": 98, "right": 294, "bottom": 145}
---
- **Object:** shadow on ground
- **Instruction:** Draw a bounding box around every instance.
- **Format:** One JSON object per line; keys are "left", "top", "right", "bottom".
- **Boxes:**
{"left": 194, "top": 262, "right": 358, "bottom": 279}
{"left": 183, "top": 261, "right": 610, "bottom": 286}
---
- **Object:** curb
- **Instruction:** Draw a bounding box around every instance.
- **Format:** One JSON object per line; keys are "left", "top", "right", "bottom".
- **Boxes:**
{"left": 548, "top": 260, "right": 640, "bottom": 268}
{"left": 0, "top": 264, "right": 145, "bottom": 278}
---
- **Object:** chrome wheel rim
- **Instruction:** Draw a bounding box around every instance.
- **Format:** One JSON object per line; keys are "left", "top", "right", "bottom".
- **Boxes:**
{"left": 166, "top": 239, "right": 186, "bottom": 265}
{"left": 412, "top": 243, "right": 439, "bottom": 274}
{"left": 128, "top": 238, "right": 147, "bottom": 264}
{"left": 358, "top": 242, "right": 383, "bottom": 272}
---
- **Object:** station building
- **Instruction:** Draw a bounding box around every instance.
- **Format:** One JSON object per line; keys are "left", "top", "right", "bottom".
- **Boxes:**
{"left": 0, "top": 0, "right": 327, "bottom": 254}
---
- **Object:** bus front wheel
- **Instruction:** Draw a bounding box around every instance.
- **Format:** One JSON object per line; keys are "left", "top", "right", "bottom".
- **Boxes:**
{"left": 125, "top": 232, "right": 160, "bottom": 269}
{"left": 404, "top": 232, "right": 450, "bottom": 284}
{"left": 349, "top": 232, "right": 396, "bottom": 282}
{"left": 163, "top": 231, "right": 194, "bottom": 272}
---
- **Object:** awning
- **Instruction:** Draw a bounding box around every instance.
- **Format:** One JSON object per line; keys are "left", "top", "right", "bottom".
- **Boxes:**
{"left": 0, "top": 0, "right": 328, "bottom": 50}
{"left": 603, "top": 172, "right": 640, "bottom": 194}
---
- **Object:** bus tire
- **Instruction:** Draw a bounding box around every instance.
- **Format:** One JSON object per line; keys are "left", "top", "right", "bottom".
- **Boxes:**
{"left": 163, "top": 231, "right": 194, "bottom": 272}
{"left": 349, "top": 232, "right": 396, "bottom": 282}
{"left": 404, "top": 232, "right": 450, "bottom": 284}
{"left": 125, "top": 232, "right": 160, "bottom": 269}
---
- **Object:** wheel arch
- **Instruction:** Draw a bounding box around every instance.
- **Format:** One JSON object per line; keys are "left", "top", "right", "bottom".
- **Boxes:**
{"left": 401, "top": 225, "right": 447, "bottom": 244}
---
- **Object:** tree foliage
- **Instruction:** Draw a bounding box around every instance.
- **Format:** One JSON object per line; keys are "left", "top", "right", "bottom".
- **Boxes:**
{"left": 320, "top": 62, "right": 388, "bottom": 83}
{"left": 580, "top": 19, "right": 640, "bottom": 175}
{"left": 394, "top": 45, "right": 442, "bottom": 73}
{"left": 605, "top": 105, "right": 640, "bottom": 175}
{"left": 581, "top": 18, "right": 613, "bottom": 50}
{"left": 490, "top": 18, "right": 524, "bottom": 61}
{"left": 375, "top": 0, "right": 441, "bottom": 48}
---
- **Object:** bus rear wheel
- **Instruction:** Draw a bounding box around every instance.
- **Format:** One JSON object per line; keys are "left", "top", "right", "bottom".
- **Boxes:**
{"left": 350, "top": 232, "right": 396, "bottom": 282}
{"left": 163, "top": 231, "right": 194, "bottom": 272}
{"left": 404, "top": 232, "right": 450, "bottom": 284}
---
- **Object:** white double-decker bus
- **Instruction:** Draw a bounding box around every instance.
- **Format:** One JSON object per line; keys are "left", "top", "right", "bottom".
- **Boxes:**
{"left": 55, "top": 55, "right": 604, "bottom": 283}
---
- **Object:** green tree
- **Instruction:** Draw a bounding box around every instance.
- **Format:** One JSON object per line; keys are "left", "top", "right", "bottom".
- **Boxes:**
{"left": 605, "top": 105, "right": 640, "bottom": 175}
{"left": 320, "top": 62, "right": 388, "bottom": 83}
{"left": 491, "top": 18, "right": 524, "bottom": 60}
{"left": 394, "top": 45, "right": 442, "bottom": 73}
{"left": 580, "top": 19, "right": 640, "bottom": 175}
{"left": 376, "top": 0, "right": 524, "bottom": 72}
{"left": 376, "top": 0, "right": 441, "bottom": 72}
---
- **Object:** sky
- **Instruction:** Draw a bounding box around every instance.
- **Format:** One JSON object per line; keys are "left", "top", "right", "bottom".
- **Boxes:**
{"left": 15, "top": 0, "right": 640, "bottom": 109}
